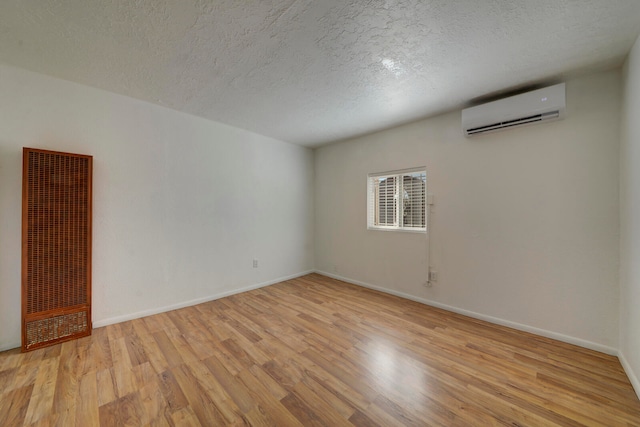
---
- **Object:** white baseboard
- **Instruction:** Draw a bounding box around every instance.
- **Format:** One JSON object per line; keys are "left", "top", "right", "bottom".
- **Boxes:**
{"left": 3, "top": 268, "right": 640, "bottom": 401}
{"left": 91, "top": 270, "right": 314, "bottom": 328}
{"left": 1, "top": 271, "right": 314, "bottom": 352}
{"left": 314, "top": 270, "right": 618, "bottom": 356}
{"left": 619, "top": 351, "right": 640, "bottom": 400}
{"left": 0, "top": 343, "right": 19, "bottom": 352}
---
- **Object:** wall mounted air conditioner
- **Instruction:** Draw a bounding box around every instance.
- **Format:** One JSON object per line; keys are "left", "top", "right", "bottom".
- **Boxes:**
{"left": 462, "top": 83, "right": 565, "bottom": 136}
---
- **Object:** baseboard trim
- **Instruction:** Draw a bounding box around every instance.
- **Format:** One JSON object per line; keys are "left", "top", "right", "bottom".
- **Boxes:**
{"left": 315, "top": 270, "right": 618, "bottom": 356}
{"left": 619, "top": 351, "right": 640, "bottom": 400}
{"left": 92, "top": 270, "right": 314, "bottom": 329}
{"left": 1, "top": 270, "right": 314, "bottom": 352}
{"left": 0, "top": 343, "right": 19, "bottom": 352}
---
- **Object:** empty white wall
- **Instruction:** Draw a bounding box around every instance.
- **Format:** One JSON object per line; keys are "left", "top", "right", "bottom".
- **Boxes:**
{"left": 0, "top": 64, "right": 314, "bottom": 351}
{"left": 315, "top": 71, "right": 621, "bottom": 352}
{"left": 620, "top": 34, "right": 640, "bottom": 395}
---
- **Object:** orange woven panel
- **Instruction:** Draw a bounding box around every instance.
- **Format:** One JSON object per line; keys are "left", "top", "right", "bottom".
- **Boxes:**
{"left": 22, "top": 148, "right": 92, "bottom": 351}
{"left": 25, "top": 310, "right": 88, "bottom": 349}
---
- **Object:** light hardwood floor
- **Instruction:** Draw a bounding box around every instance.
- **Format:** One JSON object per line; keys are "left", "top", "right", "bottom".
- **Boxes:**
{"left": 1, "top": 273, "right": 639, "bottom": 426}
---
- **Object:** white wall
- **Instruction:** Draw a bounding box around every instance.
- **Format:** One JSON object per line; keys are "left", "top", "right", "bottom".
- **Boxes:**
{"left": 620, "top": 34, "right": 640, "bottom": 396}
{"left": 0, "top": 64, "right": 314, "bottom": 351}
{"left": 315, "top": 71, "right": 621, "bottom": 353}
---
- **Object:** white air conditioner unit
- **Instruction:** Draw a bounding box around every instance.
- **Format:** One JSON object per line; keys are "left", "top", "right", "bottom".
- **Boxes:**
{"left": 462, "top": 83, "right": 565, "bottom": 136}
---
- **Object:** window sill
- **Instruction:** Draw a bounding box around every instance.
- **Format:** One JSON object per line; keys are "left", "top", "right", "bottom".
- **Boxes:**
{"left": 367, "top": 226, "right": 426, "bottom": 234}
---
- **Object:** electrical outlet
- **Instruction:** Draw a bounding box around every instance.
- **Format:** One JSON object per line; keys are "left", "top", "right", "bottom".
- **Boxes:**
{"left": 428, "top": 269, "right": 438, "bottom": 282}
{"left": 429, "top": 270, "right": 438, "bottom": 282}
{"left": 253, "top": 259, "right": 258, "bottom": 268}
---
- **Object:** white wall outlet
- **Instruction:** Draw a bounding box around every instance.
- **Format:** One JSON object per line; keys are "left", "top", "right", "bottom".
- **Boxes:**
{"left": 428, "top": 269, "right": 438, "bottom": 282}
{"left": 253, "top": 259, "right": 258, "bottom": 268}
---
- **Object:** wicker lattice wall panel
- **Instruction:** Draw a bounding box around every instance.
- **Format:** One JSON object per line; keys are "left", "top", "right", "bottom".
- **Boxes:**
{"left": 22, "top": 148, "right": 92, "bottom": 351}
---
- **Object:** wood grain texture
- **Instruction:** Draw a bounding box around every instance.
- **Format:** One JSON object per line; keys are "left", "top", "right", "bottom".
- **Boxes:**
{"left": 22, "top": 147, "right": 93, "bottom": 351}
{"left": 1, "top": 273, "right": 639, "bottom": 426}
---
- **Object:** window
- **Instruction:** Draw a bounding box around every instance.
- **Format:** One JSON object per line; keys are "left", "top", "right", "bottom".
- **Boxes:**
{"left": 368, "top": 168, "right": 426, "bottom": 232}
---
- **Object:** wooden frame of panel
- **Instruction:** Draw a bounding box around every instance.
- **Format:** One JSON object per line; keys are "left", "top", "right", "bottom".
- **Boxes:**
{"left": 21, "top": 147, "right": 93, "bottom": 351}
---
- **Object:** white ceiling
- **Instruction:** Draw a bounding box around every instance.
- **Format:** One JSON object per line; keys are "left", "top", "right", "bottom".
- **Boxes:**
{"left": 0, "top": 1, "right": 639, "bottom": 147}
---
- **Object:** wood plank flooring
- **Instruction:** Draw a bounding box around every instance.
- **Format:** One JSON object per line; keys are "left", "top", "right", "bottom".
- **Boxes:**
{"left": 1, "top": 273, "right": 639, "bottom": 426}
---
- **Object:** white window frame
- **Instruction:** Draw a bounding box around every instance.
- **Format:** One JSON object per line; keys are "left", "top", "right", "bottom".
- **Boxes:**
{"left": 367, "top": 167, "right": 426, "bottom": 233}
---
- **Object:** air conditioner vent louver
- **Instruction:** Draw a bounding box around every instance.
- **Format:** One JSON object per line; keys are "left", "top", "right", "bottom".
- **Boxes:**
{"left": 466, "top": 111, "right": 560, "bottom": 135}
{"left": 462, "top": 83, "right": 565, "bottom": 137}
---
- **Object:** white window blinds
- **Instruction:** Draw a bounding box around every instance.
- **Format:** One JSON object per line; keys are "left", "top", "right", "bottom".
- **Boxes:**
{"left": 368, "top": 168, "right": 426, "bottom": 231}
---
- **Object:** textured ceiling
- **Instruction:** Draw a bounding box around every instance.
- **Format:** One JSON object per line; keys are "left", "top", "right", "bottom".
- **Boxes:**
{"left": 0, "top": 1, "right": 639, "bottom": 147}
